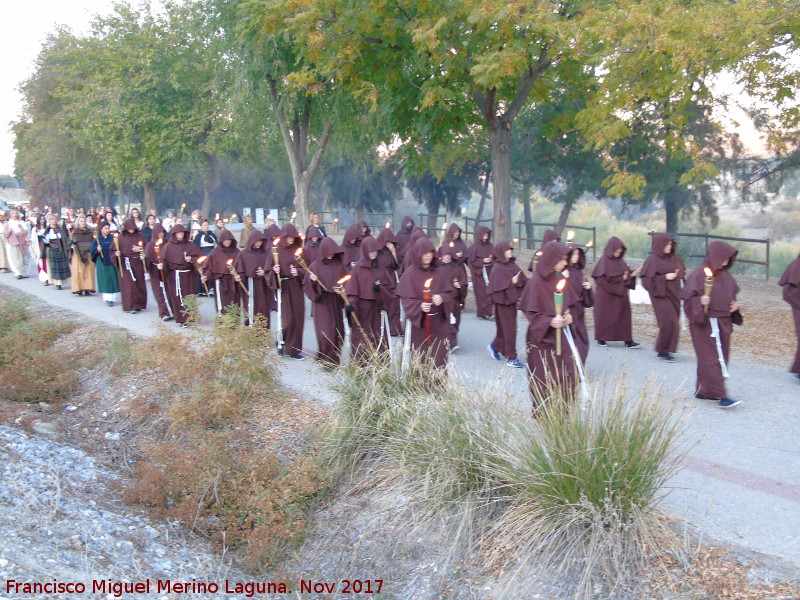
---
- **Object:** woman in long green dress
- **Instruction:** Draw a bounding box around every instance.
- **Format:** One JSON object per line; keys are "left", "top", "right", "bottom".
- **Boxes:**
{"left": 91, "top": 222, "right": 120, "bottom": 306}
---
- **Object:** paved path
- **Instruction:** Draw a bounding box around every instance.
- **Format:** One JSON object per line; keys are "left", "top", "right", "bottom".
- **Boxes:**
{"left": 3, "top": 274, "right": 799, "bottom": 570}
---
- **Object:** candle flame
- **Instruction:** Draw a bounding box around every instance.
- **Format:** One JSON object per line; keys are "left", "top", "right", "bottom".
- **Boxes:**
{"left": 156, "top": 239, "right": 162, "bottom": 247}
{"left": 441, "top": 222, "right": 447, "bottom": 230}
{"left": 566, "top": 230, "right": 575, "bottom": 241}
{"left": 337, "top": 275, "right": 351, "bottom": 284}
{"left": 196, "top": 256, "right": 207, "bottom": 264}
{"left": 556, "top": 278, "right": 567, "bottom": 292}
{"left": 535, "top": 250, "right": 543, "bottom": 257}
{"left": 585, "top": 240, "right": 594, "bottom": 248}
{"left": 226, "top": 258, "right": 233, "bottom": 266}
{"left": 512, "top": 238, "right": 519, "bottom": 245}
{"left": 294, "top": 248, "right": 303, "bottom": 257}
{"left": 333, "top": 218, "right": 338, "bottom": 223}
{"left": 291, "top": 211, "right": 297, "bottom": 219}
{"left": 449, "top": 241, "right": 454, "bottom": 248}
{"left": 386, "top": 221, "right": 391, "bottom": 229}
{"left": 273, "top": 237, "right": 281, "bottom": 246}
{"left": 704, "top": 267, "right": 714, "bottom": 278}
{"left": 424, "top": 278, "right": 433, "bottom": 288}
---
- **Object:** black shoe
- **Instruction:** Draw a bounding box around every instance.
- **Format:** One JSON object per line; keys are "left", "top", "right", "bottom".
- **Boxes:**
{"left": 657, "top": 352, "right": 675, "bottom": 362}
{"left": 16, "top": 275, "right": 22, "bottom": 280}
{"left": 625, "top": 341, "right": 641, "bottom": 349}
{"left": 288, "top": 353, "right": 305, "bottom": 361}
{"left": 719, "top": 397, "right": 741, "bottom": 408}
{"left": 55, "top": 285, "right": 62, "bottom": 290}
{"left": 180, "top": 322, "right": 189, "bottom": 328}
{"left": 694, "top": 393, "right": 717, "bottom": 401}
{"left": 278, "top": 347, "right": 284, "bottom": 356}
{"left": 596, "top": 340, "right": 607, "bottom": 347}
{"left": 107, "top": 301, "right": 114, "bottom": 307}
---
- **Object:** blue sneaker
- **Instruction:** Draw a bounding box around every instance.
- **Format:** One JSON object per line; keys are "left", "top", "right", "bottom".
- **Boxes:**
{"left": 506, "top": 358, "right": 524, "bottom": 368}
{"left": 288, "top": 353, "right": 305, "bottom": 361}
{"left": 719, "top": 398, "right": 740, "bottom": 408}
{"left": 487, "top": 343, "right": 501, "bottom": 361}
{"left": 657, "top": 352, "right": 675, "bottom": 362}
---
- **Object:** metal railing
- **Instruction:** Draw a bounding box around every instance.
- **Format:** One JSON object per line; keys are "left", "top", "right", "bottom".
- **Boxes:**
{"left": 647, "top": 231, "right": 771, "bottom": 280}
{"left": 355, "top": 211, "right": 394, "bottom": 232}
{"left": 418, "top": 213, "right": 447, "bottom": 237}
{"left": 515, "top": 221, "right": 597, "bottom": 262}
{"left": 463, "top": 217, "right": 494, "bottom": 241}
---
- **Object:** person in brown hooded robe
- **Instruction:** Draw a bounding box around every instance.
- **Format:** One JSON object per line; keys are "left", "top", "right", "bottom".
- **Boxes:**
{"left": 159, "top": 224, "right": 201, "bottom": 326}
{"left": 592, "top": 237, "right": 641, "bottom": 347}
{"left": 143, "top": 224, "right": 173, "bottom": 320}
{"left": 395, "top": 216, "right": 416, "bottom": 256}
{"left": 520, "top": 242, "right": 577, "bottom": 411}
{"left": 117, "top": 218, "right": 148, "bottom": 313}
{"left": 396, "top": 237, "right": 456, "bottom": 368}
{"left": 233, "top": 231, "right": 271, "bottom": 327}
{"left": 401, "top": 228, "right": 427, "bottom": 275}
{"left": 344, "top": 236, "right": 385, "bottom": 361}
{"left": 446, "top": 223, "right": 469, "bottom": 266}
{"left": 682, "top": 241, "right": 743, "bottom": 407}
{"left": 527, "top": 229, "right": 560, "bottom": 273}
{"left": 466, "top": 226, "right": 494, "bottom": 319}
{"left": 342, "top": 225, "right": 362, "bottom": 270}
{"left": 565, "top": 246, "right": 594, "bottom": 364}
{"left": 203, "top": 229, "right": 241, "bottom": 314}
{"left": 376, "top": 226, "right": 403, "bottom": 336}
{"left": 640, "top": 233, "right": 686, "bottom": 361}
{"left": 304, "top": 225, "right": 323, "bottom": 265}
{"left": 437, "top": 243, "right": 468, "bottom": 351}
{"left": 778, "top": 252, "right": 800, "bottom": 381}
{"left": 68, "top": 215, "right": 96, "bottom": 295}
{"left": 356, "top": 220, "right": 372, "bottom": 243}
{"left": 263, "top": 222, "right": 282, "bottom": 312}
{"left": 487, "top": 241, "right": 527, "bottom": 367}
{"left": 267, "top": 223, "right": 307, "bottom": 359}
{"left": 303, "top": 237, "right": 349, "bottom": 366}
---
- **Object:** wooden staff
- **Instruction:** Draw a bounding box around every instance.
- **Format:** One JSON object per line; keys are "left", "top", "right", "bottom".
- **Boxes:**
{"left": 555, "top": 278, "right": 566, "bottom": 355}
{"left": 423, "top": 277, "right": 433, "bottom": 338}
{"left": 703, "top": 267, "right": 714, "bottom": 314}
{"left": 226, "top": 259, "right": 249, "bottom": 295}
{"left": 294, "top": 248, "right": 328, "bottom": 291}
{"left": 336, "top": 275, "right": 361, "bottom": 327}
{"left": 196, "top": 255, "right": 210, "bottom": 295}
{"left": 112, "top": 232, "right": 123, "bottom": 272}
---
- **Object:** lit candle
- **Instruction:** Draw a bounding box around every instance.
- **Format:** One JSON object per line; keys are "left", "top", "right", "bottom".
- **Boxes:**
{"left": 566, "top": 230, "right": 575, "bottom": 247}
{"left": 385, "top": 221, "right": 391, "bottom": 229}
{"left": 294, "top": 247, "right": 328, "bottom": 291}
{"left": 332, "top": 218, "right": 339, "bottom": 234}
{"left": 226, "top": 258, "right": 249, "bottom": 295}
{"left": 585, "top": 240, "right": 594, "bottom": 249}
{"left": 215, "top": 213, "right": 220, "bottom": 220}
{"left": 272, "top": 238, "right": 281, "bottom": 289}
{"left": 555, "top": 278, "right": 566, "bottom": 355}
{"left": 154, "top": 239, "right": 165, "bottom": 281}
{"left": 336, "top": 275, "right": 361, "bottom": 327}
{"left": 703, "top": 267, "right": 714, "bottom": 314}
{"left": 533, "top": 250, "right": 543, "bottom": 268}
{"left": 290, "top": 211, "right": 297, "bottom": 224}
{"left": 196, "top": 255, "right": 209, "bottom": 295}
{"left": 112, "top": 232, "right": 123, "bottom": 271}
{"left": 439, "top": 222, "right": 448, "bottom": 246}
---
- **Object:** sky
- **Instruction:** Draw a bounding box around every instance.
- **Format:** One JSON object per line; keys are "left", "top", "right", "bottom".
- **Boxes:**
{"left": 0, "top": 0, "right": 117, "bottom": 176}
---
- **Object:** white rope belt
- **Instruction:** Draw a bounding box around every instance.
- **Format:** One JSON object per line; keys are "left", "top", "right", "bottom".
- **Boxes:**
{"left": 124, "top": 257, "right": 136, "bottom": 282}
{"left": 175, "top": 269, "right": 191, "bottom": 302}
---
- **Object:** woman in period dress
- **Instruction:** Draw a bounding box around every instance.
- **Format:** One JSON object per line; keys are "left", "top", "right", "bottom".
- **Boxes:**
{"left": 91, "top": 222, "right": 120, "bottom": 306}
{"left": 42, "top": 214, "right": 71, "bottom": 290}
{"left": 69, "top": 215, "right": 96, "bottom": 295}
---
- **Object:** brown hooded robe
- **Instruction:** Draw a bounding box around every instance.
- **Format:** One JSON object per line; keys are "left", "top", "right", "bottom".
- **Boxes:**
{"left": 565, "top": 247, "right": 594, "bottom": 364}
{"left": 396, "top": 237, "right": 455, "bottom": 368}
{"left": 205, "top": 229, "right": 241, "bottom": 314}
{"left": 519, "top": 242, "right": 577, "bottom": 409}
{"left": 343, "top": 236, "right": 385, "bottom": 361}
{"left": 143, "top": 224, "right": 172, "bottom": 318}
{"left": 640, "top": 233, "right": 686, "bottom": 354}
{"left": 466, "top": 226, "right": 494, "bottom": 318}
{"left": 592, "top": 237, "right": 637, "bottom": 342}
{"left": 234, "top": 231, "right": 271, "bottom": 327}
{"left": 303, "top": 237, "right": 348, "bottom": 365}
{"left": 376, "top": 226, "right": 403, "bottom": 336}
{"left": 682, "top": 241, "right": 743, "bottom": 399}
{"left": 487, "top": 241, "right": 527, "bottom": 360}
{"left": 118, "top": 218, "right": 148, "bottom": 311}
{"left": 267, "top": 223, "right": 307, "bottom": 356}
{"left": 160, "top": 224, "right": 201, "bottom": 323}
{"left": 437, "top": 243, "right": 469, "bottom": 347}
{"left": 779, "top": 254, "right": 800, "bottom": 374}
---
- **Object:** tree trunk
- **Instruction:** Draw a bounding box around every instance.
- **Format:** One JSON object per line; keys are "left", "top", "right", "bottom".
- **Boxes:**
{"left": 143, "top": 182, "right": 156, "bottom": 216}
{"left": 201, "top": 153, "right": 222, "bottom": 218}
{"left": 489, "top": 122, "right": 513, "bottom": 242}
{"left": 522, "top": 180, "right": 534, "bottom": 249}
{"left": 555, "top": 198, "right": 576, "bottom": 236}
{"left": 665, "top": 196, "right": 679, "bottom": 233}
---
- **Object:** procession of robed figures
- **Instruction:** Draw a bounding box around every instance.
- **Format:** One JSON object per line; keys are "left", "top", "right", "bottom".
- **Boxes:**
{"left": 2, "top": 204, "right": 800, "bottom": 413}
